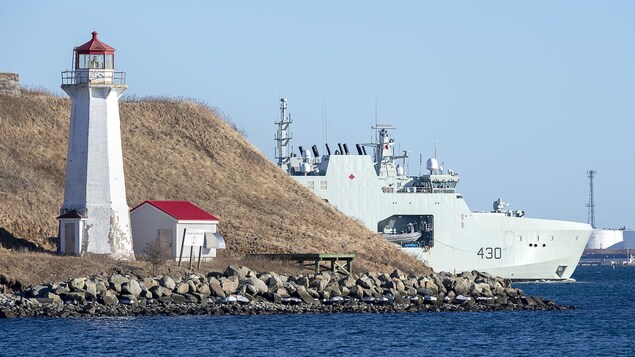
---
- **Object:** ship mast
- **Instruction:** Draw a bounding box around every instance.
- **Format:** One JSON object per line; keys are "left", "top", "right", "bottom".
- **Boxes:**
{"left": 275, "top": 98, "right": 293, "bottom": 169}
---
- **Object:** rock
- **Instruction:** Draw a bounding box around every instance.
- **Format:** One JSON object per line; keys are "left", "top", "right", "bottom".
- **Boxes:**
{"left": 101, "top": 290, "right": 119, "bottom": 305}
{"left": 160, "top": 276, "right": 176, "bottom": 290}
{"left": 452, "top": 279, "right": 468, "bottom": 296}
{"left": 84, "top": 281, "right": 98, "bottom": 299}
{"left": 283, "top": 282, "right": 297, "bottom": 295}
{"left": 307, "top": 288, "right": 320, "bottom": 299}
{"left": 60, "top": 292, "right": 87, "bottom": 304}
{"left": 339, "top": 275, "right": 357, "bottom": 288}
{"left": 171, "top": 294, "right": 187, "bottom": 304}
{"left": 68, "top": 278, "right": 86, "bottom": 292}
{"left": 324, "top": 282, "right": 342, "bottom": 297}
{"left": 94, "top": 280, "right": 108, "bottom": 295}
{"left": 390, "top": 269, "right": 406, "bottom": 280}
{"left": 220, "top": 277, "right": 239, "bottom": 295}
{"left": 349, "top": 285, "right": 364, "bottom": 299}
{"left": 208, "top": 279, "right": 226, "bottom": 298}
{"left": 122, "top": 279, "right": 142, "bottom": 297}
{"left": 504, "top": 287, "right": 518, "bottom": 297}
{"left": 29, "top": 285, "right": 51, "bottom": 298}
{"left": 150, "top": 286, "right": 172, "bottom": 298}
{"left": 292, "top": 275, "right": 310, "bottom": 288}
{"left": 141, "top": 278, "right": 158, "bottom": 289}
{"left": 356, "top": 276, "right": 374, "bottom": 289}
{"left": 45, "top": 292, "right": 63, "bottom": 304}
{"left": 197, "top": 284, "right": 211, "bottom": 296}
{"left": 175, "top": 283, "right": 190, "bottom": 295}
{"left": 393, "top": 279, "right": 406, "bottom": 293}
{"left": 109, "top": 274, "right": 129, "bottom": 286}
{"left": 120, "top": 294, "right": 138, "bottom": 306}
{"left": 295, "top": 286, "right": 314, "bottom": 304}
{"left": 469, "top": 282, "right": 482, "bottom": 296}
{"left": 224, "top": 265, "right": 251, "bottom": 279}
{"left": 0, "top": 308, "right": 15, "bottom": 318}
{"left": 241, "top": 277, "right": 268, "bottom": 295}
{"left": 310, "top": 274, "right": 330, "bottom": 291}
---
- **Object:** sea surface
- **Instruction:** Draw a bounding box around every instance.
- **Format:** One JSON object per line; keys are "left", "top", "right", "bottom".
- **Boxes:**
{"left": 1, "top": 266, "right": 634, "bottom": 356}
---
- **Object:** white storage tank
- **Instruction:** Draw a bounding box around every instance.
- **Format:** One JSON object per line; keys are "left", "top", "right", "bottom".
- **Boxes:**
{"left": 586, "top": 229, "right": 624, "bottom": 250}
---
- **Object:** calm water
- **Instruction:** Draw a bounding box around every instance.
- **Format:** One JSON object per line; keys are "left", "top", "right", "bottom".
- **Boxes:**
{"left": 1, "top": 266, "right": 634, "bottom": 356}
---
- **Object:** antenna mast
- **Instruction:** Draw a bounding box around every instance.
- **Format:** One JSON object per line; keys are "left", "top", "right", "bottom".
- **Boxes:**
{"left": 586, "top": 169, "right": 597, "bottom": 228}
{"left": 275, "top": 98, "right": 292, "bottom": 168}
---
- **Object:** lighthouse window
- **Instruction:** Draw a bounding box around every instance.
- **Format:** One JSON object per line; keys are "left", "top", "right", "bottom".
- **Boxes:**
{"left": 78, "top": 54, "right": 106, "bottom": 69}
{"left": 105, "top": 55, "right": 113, "bottom": 69}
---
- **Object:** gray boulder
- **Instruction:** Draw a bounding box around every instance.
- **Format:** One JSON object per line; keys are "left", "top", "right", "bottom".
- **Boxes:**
{"left": 84, "top": 281, "right": 98, "bottom": 299}
{"left": 295, "top": 286, "right": 314, "bottom": 304}
{"left": 101, "top": 290, "right": 119, "bottom": 305}
{"left": 160, "top": 276, "right": 176, "bottom": 290}
{"left": 339, "top": 275, "right": 357, "bottom": 288}
{"left": 241, "top": 277, "right": 268, "bottom": 295}
{"left": 68, "top": 278, "right": 86, "bottom": 292}
{"left": 220, "top": 277, "right": 238, "bottom": 295}
{"left": 122, "top": 279, "right": 142, "bottom": 297}
{"left": 224, "top": 265, "right": 251, "bottom": 279}
{"left": 208, "top": 279, "right": 226, "bottom": 298}
{"left": 175, "top": 283, "right": 190, "bottom": 295}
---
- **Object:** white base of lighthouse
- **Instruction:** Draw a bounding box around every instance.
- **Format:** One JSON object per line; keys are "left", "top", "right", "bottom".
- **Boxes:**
{"left": 59, "top": 81, "right": 134, "bottom": 260}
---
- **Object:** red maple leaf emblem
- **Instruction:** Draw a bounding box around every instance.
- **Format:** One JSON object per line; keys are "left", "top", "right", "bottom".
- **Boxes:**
{"left": 349, "top": 174, "right": 355, "bottom": 180}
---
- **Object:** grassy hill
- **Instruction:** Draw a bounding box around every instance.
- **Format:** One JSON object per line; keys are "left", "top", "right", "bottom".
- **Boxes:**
{"left": 0, "top": 89, "right": 432, "bottom": 276}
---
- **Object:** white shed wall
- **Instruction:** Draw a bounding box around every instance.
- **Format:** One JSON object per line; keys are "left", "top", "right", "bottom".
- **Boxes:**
{"left": 130, "top": 203, "right": 220, "bottom": 260}
{"left": 130, "top": 204, "right": 177, "bottom": 257}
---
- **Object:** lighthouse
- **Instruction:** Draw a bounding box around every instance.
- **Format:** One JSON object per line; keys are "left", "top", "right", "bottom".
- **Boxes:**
{"left": 57, "top": 32, "right": 134, "bottom": 260}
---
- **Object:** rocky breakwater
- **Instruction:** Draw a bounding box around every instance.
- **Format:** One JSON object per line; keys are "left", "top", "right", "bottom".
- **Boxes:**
{"left": 0, "top": 266, "right": 570, "bottom": 318}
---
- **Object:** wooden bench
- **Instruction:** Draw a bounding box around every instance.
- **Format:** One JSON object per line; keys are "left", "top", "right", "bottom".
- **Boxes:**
{"left": 250, "top": 253, "right": 356, "bottom": 275}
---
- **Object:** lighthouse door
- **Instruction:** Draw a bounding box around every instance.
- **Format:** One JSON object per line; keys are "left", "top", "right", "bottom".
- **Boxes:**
{"left": 64, "top": 223, "right": 75, "bottom": 254}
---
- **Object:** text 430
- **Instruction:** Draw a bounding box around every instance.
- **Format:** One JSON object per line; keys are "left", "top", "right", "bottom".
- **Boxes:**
{"left": 477, "top": 247, "right": 502, "bottom": 259}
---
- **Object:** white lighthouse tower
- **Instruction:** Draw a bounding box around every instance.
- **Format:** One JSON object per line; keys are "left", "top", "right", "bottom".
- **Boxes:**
{"left": 57, "top": 32, "right": 135, "bottom": 260}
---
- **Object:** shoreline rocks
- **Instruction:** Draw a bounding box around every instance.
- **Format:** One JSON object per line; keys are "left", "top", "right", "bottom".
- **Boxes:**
{"left": 0, "top": 266, "right": 572, "bottom": 318}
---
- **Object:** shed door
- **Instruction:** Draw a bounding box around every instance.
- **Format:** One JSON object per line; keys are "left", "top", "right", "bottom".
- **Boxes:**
{"left": 64, "top": 223, "right": 75, "bottom": 254}
{"left": 158, "top": 229, "right": 173, "bottom": 257}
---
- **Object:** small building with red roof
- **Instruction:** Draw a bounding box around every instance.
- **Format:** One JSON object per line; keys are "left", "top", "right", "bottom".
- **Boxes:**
{"left": 130, "top": 200, "right": 225, "bottom": 261}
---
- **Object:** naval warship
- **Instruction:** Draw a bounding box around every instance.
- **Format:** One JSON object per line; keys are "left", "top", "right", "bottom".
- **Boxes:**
{"left": 274, "top": 99, "right": 592, "bottom": 280}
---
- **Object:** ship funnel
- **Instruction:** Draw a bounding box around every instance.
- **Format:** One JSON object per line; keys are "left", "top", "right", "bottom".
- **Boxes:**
{"left": 343, "top": 143, "right": 350, "bottom": 155}
{"left": 312, "top": 145, "right": 319, "bottom": 157}
{"left": 325, "top": 143, "right": 331, "bottom": 155}
{"left": 337, "top": 143, "right": 344, "bottom": 155}
{"left": 298, "top": 146, "right": 304, "bottom": 155}
{"left": 355, "top": 144, "right": 363, "bottom": 155}
{"left": 362, "top": 146, "right": 367, "bottom": 155}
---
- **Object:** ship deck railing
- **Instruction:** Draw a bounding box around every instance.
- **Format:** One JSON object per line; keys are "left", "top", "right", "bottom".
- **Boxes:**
{"left": 384, "top": 187, "right": 456, "bottom": 194}
{"left": 248, "top": 253, "right": 356, "bottom": 275}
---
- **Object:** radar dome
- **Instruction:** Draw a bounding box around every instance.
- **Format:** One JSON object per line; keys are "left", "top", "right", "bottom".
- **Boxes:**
{"left": 426, "top": 157, "right": 439, "bottom": 172}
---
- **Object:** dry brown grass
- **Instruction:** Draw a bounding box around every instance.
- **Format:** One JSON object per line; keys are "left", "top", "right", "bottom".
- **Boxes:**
{"left": 0, "top": 90, "right": 432, "bottom": 284}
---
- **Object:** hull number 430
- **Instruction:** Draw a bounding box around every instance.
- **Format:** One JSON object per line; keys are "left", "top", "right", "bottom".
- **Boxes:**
{"left": 477, "top": 247, "right": 502, "bottom": 259}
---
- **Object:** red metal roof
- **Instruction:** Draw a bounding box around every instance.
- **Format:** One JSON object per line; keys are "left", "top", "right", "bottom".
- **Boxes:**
{"left": 131, "top": 200, "right": 219, "bottom": 221}
{"left": 75, "top": 31, "right": 115, "bottom": 54}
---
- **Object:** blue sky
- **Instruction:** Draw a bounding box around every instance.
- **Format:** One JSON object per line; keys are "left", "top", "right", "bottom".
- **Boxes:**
{"left": 1, "top": 1, "right": 633, "bottom": 228}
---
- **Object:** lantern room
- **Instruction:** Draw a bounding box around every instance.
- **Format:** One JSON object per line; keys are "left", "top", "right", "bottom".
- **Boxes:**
{"left": 74, "top": 31, "right": 115, "bottom": 70}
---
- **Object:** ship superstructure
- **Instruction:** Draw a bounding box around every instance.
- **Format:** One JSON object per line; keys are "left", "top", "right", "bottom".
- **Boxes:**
{"left": 276, "top": 99, "right": 592, "bottom": 280}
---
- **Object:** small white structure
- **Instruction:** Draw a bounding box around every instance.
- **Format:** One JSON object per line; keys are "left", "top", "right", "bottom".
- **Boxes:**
{"left": 586, "top": 229, "right": 624, "bottom": 250}
{"left": 58, "top": 32, "right": 134, "bottom": 260}
{"left": 130, "top": 200, "right": 225, "bottom": 261}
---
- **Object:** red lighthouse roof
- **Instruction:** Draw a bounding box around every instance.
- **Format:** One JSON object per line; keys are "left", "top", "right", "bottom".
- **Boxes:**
{"left": 75, "top": 31, "right": 115, "bottom": 54}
